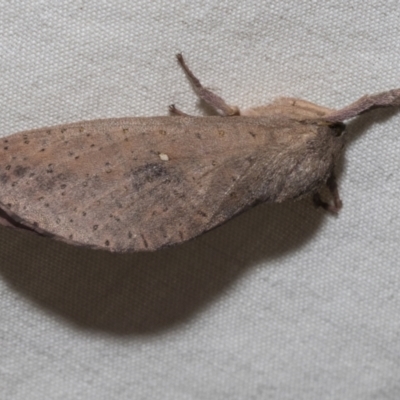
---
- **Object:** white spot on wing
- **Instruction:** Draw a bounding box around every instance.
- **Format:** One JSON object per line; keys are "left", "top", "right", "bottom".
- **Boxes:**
{"left": 159, "top": 153, "right": 169, "bottom": 161}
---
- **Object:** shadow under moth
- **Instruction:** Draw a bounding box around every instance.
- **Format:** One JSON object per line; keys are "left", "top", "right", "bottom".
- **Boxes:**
{"left": 0, "top": 54, "right": 399, "bottom": 252}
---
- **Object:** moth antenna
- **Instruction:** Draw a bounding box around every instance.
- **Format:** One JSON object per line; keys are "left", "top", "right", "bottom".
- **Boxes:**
{"left": 324, "top": 88, "right": 400, "bottom": 122}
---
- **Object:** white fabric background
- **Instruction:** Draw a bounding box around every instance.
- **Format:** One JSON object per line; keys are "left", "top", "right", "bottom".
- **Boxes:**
{"left": 1, "top": 1, "right": 400, "bottom": 399}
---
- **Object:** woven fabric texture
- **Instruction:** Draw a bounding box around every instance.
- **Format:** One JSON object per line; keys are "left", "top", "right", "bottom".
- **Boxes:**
{"left": 1, "top": 1, "right": 400, "bottom": 399}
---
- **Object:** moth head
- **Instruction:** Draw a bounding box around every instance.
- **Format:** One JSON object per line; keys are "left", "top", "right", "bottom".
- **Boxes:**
{"left": 329, "top": 122, "right": 346, "bottom": 137}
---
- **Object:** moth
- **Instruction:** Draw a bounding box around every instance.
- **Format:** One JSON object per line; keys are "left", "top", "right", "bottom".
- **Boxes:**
{"left": 0, "top": 54, "right": 399, "bottom": 252}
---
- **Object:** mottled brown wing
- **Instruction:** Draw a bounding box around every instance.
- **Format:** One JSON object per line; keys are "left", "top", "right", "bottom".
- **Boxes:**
{"left": 0, "top": 115, "right": 323, "bottom": 251}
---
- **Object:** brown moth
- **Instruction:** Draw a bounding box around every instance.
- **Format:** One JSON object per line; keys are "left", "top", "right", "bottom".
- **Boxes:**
{"left": 0, "top": 54, "right": 399, "bottom": 252}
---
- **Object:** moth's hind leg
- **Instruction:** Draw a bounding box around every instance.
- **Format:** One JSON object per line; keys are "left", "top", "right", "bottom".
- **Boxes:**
{"left": 313, "top": 172, "right": 343, "bottom": 214}
{"left": 176, "top": 54, "right": 240, "bottom": 116}
{"left": 169, "top": 104, "right": 193, "bottom": 117}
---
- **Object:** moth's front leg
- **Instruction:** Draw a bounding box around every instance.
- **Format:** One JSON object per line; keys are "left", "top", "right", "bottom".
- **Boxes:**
{"left": 324, "top": 89, "right": 400, "bottom": 122}
{"left": 313, "top": 172, "right": 342, "bottom": 213}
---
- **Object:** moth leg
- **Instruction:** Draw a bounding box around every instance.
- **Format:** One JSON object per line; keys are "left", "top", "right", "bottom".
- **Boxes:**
{"left": 176, "top": 54, "right": 240, "bottom": 116}
{"left": 325, "top": 89, "right": 400, "bottom": 122}
{"left": 169, "top": 104, "right": 193, "bottom": 117}
{"left": 313, "top": 193, "right": 339, "bottom": 214}
{"left": 326, "top": 172, "right": 342, "bottom": 211}
{"left": 313, "top": 173, "right": 342, "bottom": 214}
